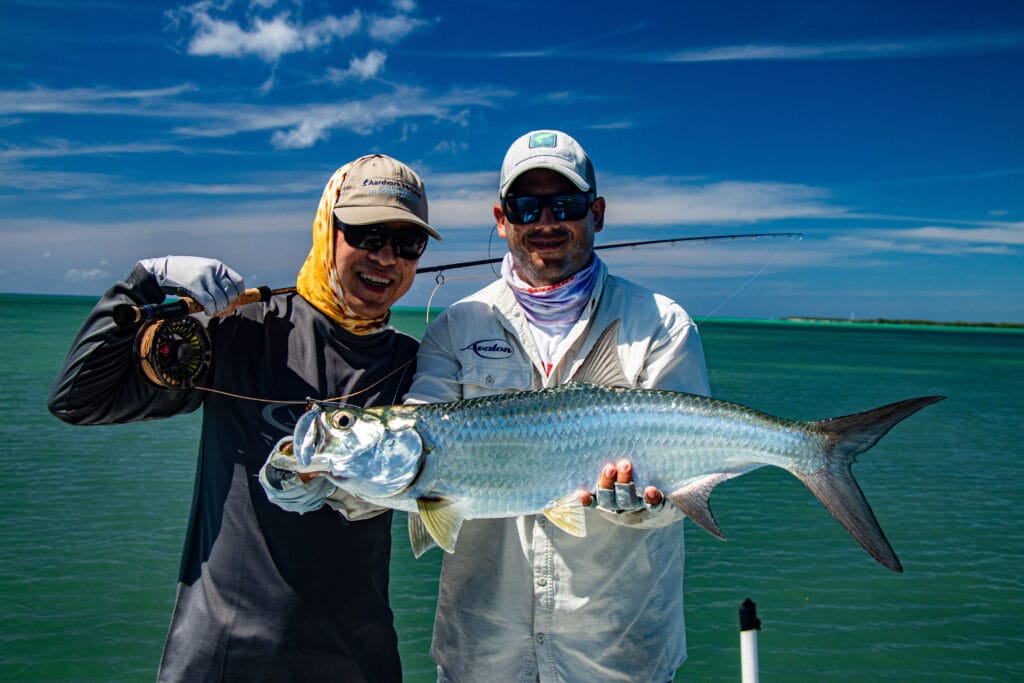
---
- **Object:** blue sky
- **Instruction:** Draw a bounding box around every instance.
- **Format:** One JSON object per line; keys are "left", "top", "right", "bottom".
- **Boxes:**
{"left": 2, "top": 0, "right": 1022, "bottom": 322}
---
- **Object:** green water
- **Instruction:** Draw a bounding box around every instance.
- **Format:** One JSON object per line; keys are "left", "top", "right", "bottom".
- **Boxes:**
{"left": 2, "top": 294, "right": 1022, "bottom": 681}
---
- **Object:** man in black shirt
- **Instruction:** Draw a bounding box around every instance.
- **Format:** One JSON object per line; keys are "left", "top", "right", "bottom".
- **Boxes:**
{"left": 48, "top": 154, "right": 439, "bottom": 682}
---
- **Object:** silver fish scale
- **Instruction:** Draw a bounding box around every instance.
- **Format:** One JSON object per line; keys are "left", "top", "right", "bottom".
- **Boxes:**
{"left": 406, "top": 383, "right": 821, "bottom": 517}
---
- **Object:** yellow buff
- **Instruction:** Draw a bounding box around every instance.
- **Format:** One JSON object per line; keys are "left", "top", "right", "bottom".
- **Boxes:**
{"left": 296, "top": 160, "right": 391, "bottom": 335}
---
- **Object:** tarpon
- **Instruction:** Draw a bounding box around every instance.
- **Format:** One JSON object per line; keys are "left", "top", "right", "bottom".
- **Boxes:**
{"left": 269, "top": 321, "right": 942, "bottom": 572}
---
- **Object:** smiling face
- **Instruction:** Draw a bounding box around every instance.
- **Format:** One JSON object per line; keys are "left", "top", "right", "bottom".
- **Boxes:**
{"left": 333, "top": 220, "right": 420, "bottom": 319}
{"left": 494, "top": 169, "right": 605, "bottom": 287}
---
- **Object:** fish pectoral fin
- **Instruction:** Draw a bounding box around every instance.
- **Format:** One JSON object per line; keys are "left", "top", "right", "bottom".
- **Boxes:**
{"left": 542, "top": 493, "right": 588, "bottom": 537}
{"left": 667, "top": 474, "right": 736, "bottom": 540}
{"left": 407, "top": 512, "right": 439, "bottom": 559}
{"left": 415, "top": 498, "right": 464, "bottom": 553}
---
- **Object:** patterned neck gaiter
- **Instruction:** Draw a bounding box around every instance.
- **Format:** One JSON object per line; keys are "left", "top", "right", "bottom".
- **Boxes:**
{"left": 502, "top": 254, "right": 601, "bottom": 374}
{"left": 296, "top": 161, "right": 390, "bottom": 335}
{"left": 501, "top": 253, "right": 601, "bottom": 326}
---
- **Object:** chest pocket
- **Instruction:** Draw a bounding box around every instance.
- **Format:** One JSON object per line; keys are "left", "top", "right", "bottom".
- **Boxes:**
{"left": 457, "top": 358, "right": 534, "bottom": 398}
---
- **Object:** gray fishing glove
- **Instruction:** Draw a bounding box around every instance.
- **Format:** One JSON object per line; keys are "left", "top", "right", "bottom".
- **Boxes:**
{"left": 594, "top": 481, "right": 665, "bottom": 514}
{"left": 258, "top": 461, "right": 335, "bottom": 515}
{"left": 138, "top": 255, "right": 245, "bottom": 316}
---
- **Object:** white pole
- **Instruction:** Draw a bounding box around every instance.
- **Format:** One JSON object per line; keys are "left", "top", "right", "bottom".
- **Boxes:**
{"left": 739, "top": 598, "right": 761, "bottom": 683}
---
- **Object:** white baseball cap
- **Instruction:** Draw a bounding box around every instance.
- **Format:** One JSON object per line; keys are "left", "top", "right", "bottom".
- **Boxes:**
{"left": 498, "top": 130, "right": 596, "bottom": 199}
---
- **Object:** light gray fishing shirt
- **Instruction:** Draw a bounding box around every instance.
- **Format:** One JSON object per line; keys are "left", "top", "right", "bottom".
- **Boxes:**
{"left": 406, "top": 261, "right": 711, "bottom": 683}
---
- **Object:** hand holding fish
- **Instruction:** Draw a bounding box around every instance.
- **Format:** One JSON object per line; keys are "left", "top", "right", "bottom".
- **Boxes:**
{"left": 580, "top": 460, "right": 664, "bottom": 512}
{"left": 258, "top": 459, "right": 335, "bottom": 515}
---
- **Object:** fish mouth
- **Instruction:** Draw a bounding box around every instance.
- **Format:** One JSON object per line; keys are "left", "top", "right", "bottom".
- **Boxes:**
{"left": 267, "top": 436, "right": 300, "bottom": 472}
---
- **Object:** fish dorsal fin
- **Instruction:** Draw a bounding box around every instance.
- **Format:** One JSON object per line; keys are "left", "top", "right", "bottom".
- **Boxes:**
{"left": 571, "top": 320, "right": 630, "bottom": 388}
{"left": 407, "top": 512, "right": 439, "bottom": 559}
{"left": 542, "top": 492, "right": 588, "bottom": 537}
{"left": 415, "top": 498, "right": 464, "bottom": 553}
{"left": 666, "top": 474, "right": 740, "bottom": 540}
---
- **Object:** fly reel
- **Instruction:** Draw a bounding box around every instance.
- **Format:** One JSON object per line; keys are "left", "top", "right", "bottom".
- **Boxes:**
{"left": 134, "top": 316, "right": 213, "bottom": 390}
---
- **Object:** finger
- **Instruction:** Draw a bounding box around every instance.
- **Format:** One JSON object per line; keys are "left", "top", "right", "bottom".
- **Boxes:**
{"left": 643, "top": 486, "right": 663, "bottom": 506}
{"left": 578, "top": 490, "right": 594, "bottom": 507}
{"left": 616, "top": 459, "right": 633, "bottom": 484}
{"left": 298, "top": 472, "right": 320, "bottom": 483}
{"left": 597, "top": 463, "right": 617, "bottom": 490}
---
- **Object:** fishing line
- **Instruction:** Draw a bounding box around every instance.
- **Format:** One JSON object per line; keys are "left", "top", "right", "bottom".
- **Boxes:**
{"left": 192, "top": 357, "right": 416, "bottom": 406}
{"left": 425, "top": 272, "right": 496, "bottom": 324}
{"left": 697, "top": 233, "right": 802, "bottom": 323}
{"left": 422, "top": 223, "right": 504, "bottom": 323}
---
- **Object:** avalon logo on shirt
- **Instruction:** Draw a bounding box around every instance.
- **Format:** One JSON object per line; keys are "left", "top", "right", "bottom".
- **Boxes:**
{"left": 461, "top": 339, "right": 514, "bottom": 359}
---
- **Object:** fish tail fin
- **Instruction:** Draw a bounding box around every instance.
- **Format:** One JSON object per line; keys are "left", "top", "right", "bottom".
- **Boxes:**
{"left": 797, "top": 395, "right": 944, "bottom": 573}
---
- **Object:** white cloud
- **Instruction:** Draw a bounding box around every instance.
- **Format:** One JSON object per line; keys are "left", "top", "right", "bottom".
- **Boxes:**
{"left": 893, "top": 225, "right": 1024, "bottom": 246}
{"left": 0, "top": 84, "right": 197, "bottom": 117}
{"left": 658, "top": 33, "right": 1024, "bottom": 63}
{"left": 185, "top": 10, "right": 362, "bottom": 61}
{"left": 430, "top": 139, "right": 469, "bottom": 155}
{"left": 602, "top": 177, "right": 845, "bottom": 225}
{"left": 0, "top": 82, "right": 511, "bottom": 155}
{"left": 257, "top": 88, "right": 476, "bottom": 148}
{"left": 391, "top": 0, "right": 418, "bottom": 13}
{"left": 368, "top": 13, "right": 426, "bottom": 43}
{"left": 169, "top": 0, "right": 431, "bottom": 62}
{"left": 176, "top": 86, "right": 510, "bottom": 149}
{"left": 0, "top": 141, "right": 191, "bottom": 162}
{"left": 834, "top": 224, "right": 1024, "bottom": 256}
{"left": 64, "top": 268, "right": 111, "bottom": 283}
{"left": 586, "top": 121, "right": 635, "bottom": 131}
{"left": 326, "top": 50, "right": 388, "bottom": 82}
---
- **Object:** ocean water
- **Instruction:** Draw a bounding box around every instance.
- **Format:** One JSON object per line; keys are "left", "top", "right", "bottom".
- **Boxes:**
{"left": 1, "top": 293, "right": 1022, "bottom": 681}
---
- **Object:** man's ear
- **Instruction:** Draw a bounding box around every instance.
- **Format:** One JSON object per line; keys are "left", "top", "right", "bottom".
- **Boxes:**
{"left": 493, "top": 204, "right": 509, "bottom": 239}
{"left": 591, "top": 196, "right": 606, "bottom": 233}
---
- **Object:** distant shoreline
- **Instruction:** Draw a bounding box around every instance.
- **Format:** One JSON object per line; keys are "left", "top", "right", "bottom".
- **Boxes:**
{"left": 3, "top": 293, "right": 1022, "bottom": 329}
{"left": 782, "top": 316, "right": 1024, "bottom": 330}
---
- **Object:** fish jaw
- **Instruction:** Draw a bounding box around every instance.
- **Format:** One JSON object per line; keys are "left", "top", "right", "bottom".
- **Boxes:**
{"left": 265, "top": 408, "right": 325, "bottom": 475}
{"left": 292, "top": 408, "right": 322, "bottom": 467}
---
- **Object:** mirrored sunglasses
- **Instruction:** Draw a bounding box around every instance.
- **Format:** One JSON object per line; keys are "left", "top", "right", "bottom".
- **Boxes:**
{"left": 338, "top": 222, "right": 429, "bottom": 260}
{"left": 501, "top": 192, "right": 594, "bottom": 224}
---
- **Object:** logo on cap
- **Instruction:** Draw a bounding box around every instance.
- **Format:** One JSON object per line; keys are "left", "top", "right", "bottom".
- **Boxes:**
{"left": 529, "top": 132, "right": 557, "bottom": 149}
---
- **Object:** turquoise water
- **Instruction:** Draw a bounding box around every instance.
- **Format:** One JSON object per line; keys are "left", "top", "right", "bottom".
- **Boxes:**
{"left": 2, "top": 294, "right": 1022, "bottom": 681}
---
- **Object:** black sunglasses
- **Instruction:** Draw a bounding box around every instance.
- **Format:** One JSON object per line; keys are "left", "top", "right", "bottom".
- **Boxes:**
{"left": 337, "top": 222, "right": 429, "bottom": 260}
{"left": 501, "top": 192, "right": 595, "bottom": 224}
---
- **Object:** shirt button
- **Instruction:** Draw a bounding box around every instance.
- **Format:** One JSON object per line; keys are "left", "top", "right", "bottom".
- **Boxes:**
{"left": 485, "top": 375, "right": 494, "bottom": 386}
{"left": 538, "top": 517, "right": 547, "bottom": 526}
{"left": 537, "top": 577, "right": 547, "bottom": 587}
{"left": 536, "top": 633, "right": 545, "bottom": 643}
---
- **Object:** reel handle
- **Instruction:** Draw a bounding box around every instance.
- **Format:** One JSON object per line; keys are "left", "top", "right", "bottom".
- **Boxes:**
{"left": 113, "top": 286, "right": 273, "bottom": 327}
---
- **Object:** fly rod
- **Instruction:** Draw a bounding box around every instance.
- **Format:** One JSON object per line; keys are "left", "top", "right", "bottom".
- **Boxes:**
{"left": 113, "top": 231, "right": 802, "bottom": 325}
{"left": 415, "top": 231, "right": 803, "bottom": 275}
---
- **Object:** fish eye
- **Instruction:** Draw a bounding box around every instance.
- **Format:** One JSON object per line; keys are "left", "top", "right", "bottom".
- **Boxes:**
{"left": 331, "top": 410, "right": 356, "bottom": 430}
